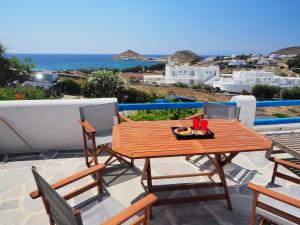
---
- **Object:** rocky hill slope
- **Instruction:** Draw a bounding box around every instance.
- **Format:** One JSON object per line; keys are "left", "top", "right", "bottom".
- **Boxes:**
{"left": 170, "top": 50, "right": 200, "bottom": 64}
{"left": 113, "top": 50, "right": 145, "bottom": 60}
{"left": 272, "top": 46, "right": 300, "bottom": 55}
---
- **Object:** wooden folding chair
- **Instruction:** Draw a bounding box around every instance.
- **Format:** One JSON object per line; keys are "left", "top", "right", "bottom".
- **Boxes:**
{"left": 185, "top": 101, "right": 241, "bottom": 161}
{"left": 79, "top": 102, "right": 134, "bottom": 167}
{"left": 248, "top": 182, "right": 300, "bottom": 225}
{"left": 266, "top": 132, "right": 300, "bottom": 183}
{"left": 30, "top": 165, "right": 157, "bottom": 225}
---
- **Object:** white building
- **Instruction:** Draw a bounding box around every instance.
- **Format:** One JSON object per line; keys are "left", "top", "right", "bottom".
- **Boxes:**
{"left": 203, "top": 56, "right": 216, "bottom": 63}
{"left": 143, "top": 75, "right": 165, "bottom": 84}
{"left": 143, "top": 62, "right": 220, "bottom": 86}
{"left": 228, "top": 59, "right": 246, "bottom": 66}
{"left": 164, "top": 63, "right": 220, "bottom": 86}
{"left": 214, "top": 70, "right": 300, "bottom": 93}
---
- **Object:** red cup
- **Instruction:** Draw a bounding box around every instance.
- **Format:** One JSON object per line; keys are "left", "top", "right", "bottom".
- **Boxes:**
{"left": 201, "top": 120, "right": 208, "bottom": 132}
{"left": 193, "top": 117, "right": 201, "bottom": 131}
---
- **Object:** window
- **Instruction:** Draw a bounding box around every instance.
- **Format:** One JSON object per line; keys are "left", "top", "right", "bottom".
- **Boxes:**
{"left": 172, "top": 71, "right": 175, "bottom": 76}
{"left": 191, "top": 71, "right": 195, "bottom": 76}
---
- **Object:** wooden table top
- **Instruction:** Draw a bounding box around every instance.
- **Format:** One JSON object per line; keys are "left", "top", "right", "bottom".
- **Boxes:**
{"left": 112, "top": 119, "right": 273, "bottom": 159}
{"left": 269, "top": 133, "right": 300, "bottom": 159}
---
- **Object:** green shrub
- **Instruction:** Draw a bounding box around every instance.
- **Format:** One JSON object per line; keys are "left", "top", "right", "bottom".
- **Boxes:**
{"left": 123, "top": 87, "right": 159, "bottom": 103}
{"left": 121, "top": 66, "right": 143, "bottom": 73}
{"left": 128, "top": 77, "right": 141, "bottom": 84}
{"left": 287, "top": 56, "right": 300, "bottom": 70}
{"left": 78, "top": 68, "right": 119, "bottom": 74}
{"left": 172, "top": 82, "right": 189, "bottom": 88}
{"left": 272, "top": 113, "right": 289, "bottom": 118}
{"left": 0, "top": 86, "right": 45, "bottom": 100}
{"left": 252, "top": 84, "right": 280, "bottom": 100}
{"left": 281, "top": 87, "right": 300, "bottom": 100}
{"left": 129, "top": 108, "right": 200, "bottom": 121}
{"left": 81, "top": 70, "right": 125, "bottom": 100}
{"left": 146, "top": 63, "right": 166, "bottom": 72}
{"left": 61, "top": 78, "right": 81, "bottom": 95}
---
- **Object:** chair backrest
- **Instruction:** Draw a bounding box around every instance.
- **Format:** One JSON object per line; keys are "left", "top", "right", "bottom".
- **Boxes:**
{"left": 31, "top": 166, "right": 83, "bottom": 225}
{"left": 203, "top": 102, "right": 240, "bottom": 120}
{"left": 79, "top": 103, "right": 119, "bottom": 135}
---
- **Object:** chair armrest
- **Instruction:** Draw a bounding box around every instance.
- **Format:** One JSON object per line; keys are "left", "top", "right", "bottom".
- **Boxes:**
{"left": 118, "top": 113, "right": 133, "bottom": 123}
{"left": 101, "top": 194, "right": 157, "bottom": 225}
{"left": 80, "top": 120, "right": 96, "bottom": 133}
{"left": 185, "top": 112, "right": 204, "bottom": 120}
{"left": 248, "top": 182, "right": 300, "bottom": 208}
{"left": 30, "top": 163, "right": 105, "bottom": 199}
{"left": 271, "top": 157, "right": 300, "bottom": 170}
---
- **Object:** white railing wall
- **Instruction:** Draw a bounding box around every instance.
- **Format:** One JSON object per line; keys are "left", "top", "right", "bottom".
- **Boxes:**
{"left": 0, "top": 98, "right": 117, "bottom": 154}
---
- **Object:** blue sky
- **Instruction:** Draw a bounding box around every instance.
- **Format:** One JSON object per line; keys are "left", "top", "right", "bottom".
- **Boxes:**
{"left": 1, "top": 0, "right": 299, "bottom": 55}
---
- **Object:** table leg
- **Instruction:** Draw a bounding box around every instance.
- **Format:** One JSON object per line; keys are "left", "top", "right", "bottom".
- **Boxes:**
{"left": 215, "top": 154, "right": 233, "bottom": 210}
{"left": 145, "top": 158, "right": 153, "bottom": 219}
{"left": 145, "top": 159, "right": 153, "bottom": 192}
{"left": 141, "top": 159, "right": 149, "bottom": 183}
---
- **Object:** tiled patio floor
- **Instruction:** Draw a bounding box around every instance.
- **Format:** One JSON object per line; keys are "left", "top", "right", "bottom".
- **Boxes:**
{"left": 0, "top": 148, "right": 298, "bottom": 225}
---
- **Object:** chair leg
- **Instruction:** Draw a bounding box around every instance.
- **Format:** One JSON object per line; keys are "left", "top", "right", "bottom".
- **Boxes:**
{"left": 96, "top": 170, "right": 103, "bottom": 195}
{"left": 271, "top": 162, "right": 278, "bottom": 183}
{"left": 258, "top": 217, "right": 264, "bottom": 225}
{"left": 248, "top": 192, "right": 259, "bottom": 225}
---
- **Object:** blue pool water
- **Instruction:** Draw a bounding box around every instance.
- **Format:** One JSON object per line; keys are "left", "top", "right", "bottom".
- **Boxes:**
{"left": 6, "top": 53, "right": 166, "bottom": 71}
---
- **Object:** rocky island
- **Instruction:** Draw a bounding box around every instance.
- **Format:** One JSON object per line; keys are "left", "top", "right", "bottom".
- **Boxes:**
{"left": 112, "top": 50, "right": 145, "bottom": 61}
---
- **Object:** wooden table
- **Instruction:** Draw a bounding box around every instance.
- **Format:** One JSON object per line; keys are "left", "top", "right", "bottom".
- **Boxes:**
{"left": 112, "top": 119, "right": 273, "bottom": 209}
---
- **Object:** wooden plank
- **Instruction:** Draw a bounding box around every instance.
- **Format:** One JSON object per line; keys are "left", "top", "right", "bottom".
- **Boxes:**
{"left": 150, "top": 172, "right": 215, "bottom": 180}
{"left": 151, "top": 182, "right": 223, "bottom": 192}
{"left": 63, "top": 181, "right": 99, "bottom": 200}
{"left": 154, "top": 194, "right": 227, "bottom": 206}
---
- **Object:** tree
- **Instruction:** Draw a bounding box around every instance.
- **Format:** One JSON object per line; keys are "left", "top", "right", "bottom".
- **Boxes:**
{"left": 81, "top": 70, "right": 126, "bottom": 100}
{"left": 0, "top": 43, "right": 34, "bottom": 86}
{"left": 287, "top": 56, "right": 300, "bottom": 70}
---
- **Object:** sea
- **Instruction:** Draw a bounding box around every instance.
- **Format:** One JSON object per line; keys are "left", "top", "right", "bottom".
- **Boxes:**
{"left": 6, "top": 53, "right": 167, "bottom": 71}
{"left": 7, "top": 53, "right": 212, "bottom": 71}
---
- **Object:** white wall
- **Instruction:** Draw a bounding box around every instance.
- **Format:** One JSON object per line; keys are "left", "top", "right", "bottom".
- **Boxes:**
{"left": 0, "top": 98, "right": 117, "bottom": 154}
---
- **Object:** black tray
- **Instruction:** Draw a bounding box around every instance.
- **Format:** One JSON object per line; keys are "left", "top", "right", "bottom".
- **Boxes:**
{"left": 171, "top": 127, "right": 215, "bottom": 140}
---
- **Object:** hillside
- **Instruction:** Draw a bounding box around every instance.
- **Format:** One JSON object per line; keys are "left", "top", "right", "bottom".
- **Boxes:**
{"left": 112, "top": 50, "right": 145, "bottom": 60}
{"left": 272, "top": 46, "right": 300, "bottom": 55}
{"left": 170, "top": 50, "right": 200, "bottom": 64}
